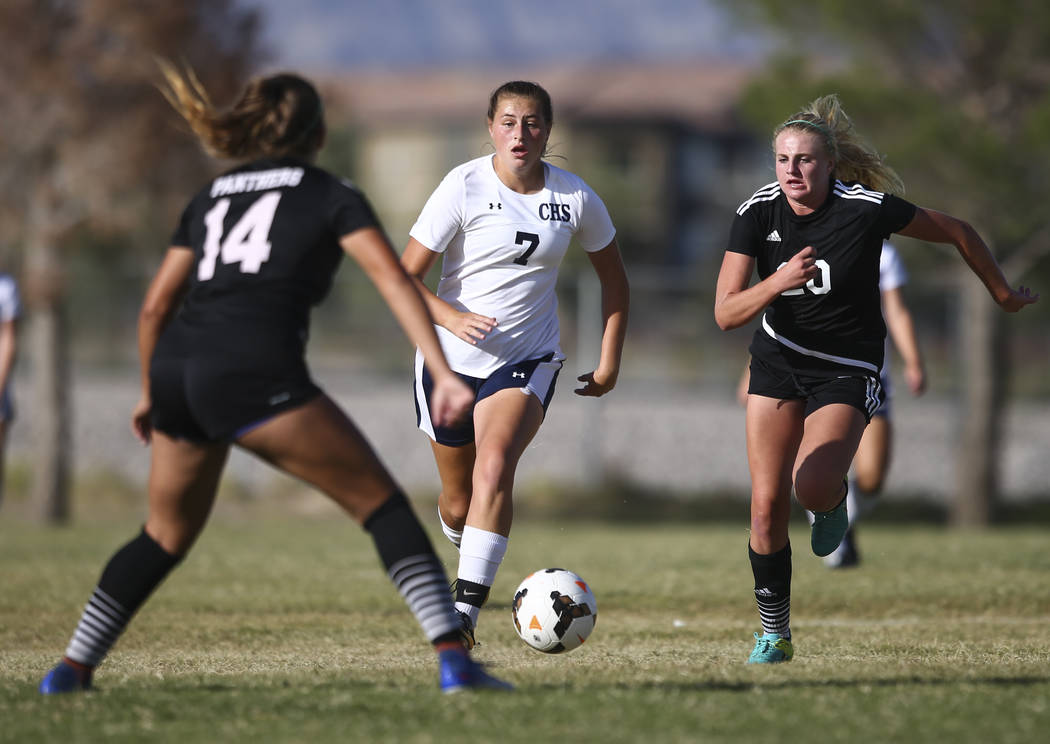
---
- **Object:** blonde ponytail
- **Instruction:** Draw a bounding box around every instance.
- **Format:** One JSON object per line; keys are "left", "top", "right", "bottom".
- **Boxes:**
{"left": 774, "top": 94, "right": 904, "bottom": 195}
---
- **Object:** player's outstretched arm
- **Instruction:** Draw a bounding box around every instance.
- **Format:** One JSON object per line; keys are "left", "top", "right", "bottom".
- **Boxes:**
{"left": 897, "top": 208, "right": 1039, "bottom": 312}
{"left": 132, "top": 247, "right": 195, "bottom": 444}
{"left": 342, "top": 227, "right": 472, "bottom": 427}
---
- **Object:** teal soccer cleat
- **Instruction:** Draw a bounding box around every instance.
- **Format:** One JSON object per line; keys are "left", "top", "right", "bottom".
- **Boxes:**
{"left": 811, "top": 486, "right": 849, "bottom": 557}
{"left": 747, "top": 632, "right": 794, "bottom": 664}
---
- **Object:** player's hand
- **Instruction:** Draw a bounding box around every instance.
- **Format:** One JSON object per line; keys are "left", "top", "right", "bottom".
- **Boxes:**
{"left": 429, "top": 374, "right": 475, "bottom": 428}
{"left": 905, "top": 363, "right": 927, "bottom": 396}
{"left": 574, "top": 367, "right": 618, "bottom": 397}
{"left": 131, "top": 393, "right": 153, "bottom": 445}
{"left": 443, "top": 311, "right": 497, "bottom": 345}
{"left": 996, "top": 285, "right": 1039, "bottom": 313}
{"left": 777, "top": 246, "right": 819, "bottom": 293}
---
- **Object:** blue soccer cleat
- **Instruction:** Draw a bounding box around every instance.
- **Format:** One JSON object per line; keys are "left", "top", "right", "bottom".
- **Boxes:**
{"left": 39, "top": 660, "right": 92, "bottom": 694}
{"left": 438, "top": 648, "right": 513, "bottom": 693}
{"left": 747, "top": 632, "right": 794, "bottom": 664}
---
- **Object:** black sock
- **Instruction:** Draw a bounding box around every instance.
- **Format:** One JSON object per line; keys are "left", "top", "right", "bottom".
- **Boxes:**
{"left": 364, "top": 491, "right": 459, "bottom": 644}
{"left": 65, "top": 527, "right": 181, "bottom": 667}
{"left": 749, "top": 542, "right": 792, "bottom": 639}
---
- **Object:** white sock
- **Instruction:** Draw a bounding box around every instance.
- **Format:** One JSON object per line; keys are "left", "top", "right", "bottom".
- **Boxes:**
{"left": 848, "top": 478, "right": 877, "bottom": 524}
{"left": 438, "top": 505, "right": 463, "bottom": 548}
{"left": 847, "top": 478, "right": 860, "bottom": 527}
{"left": 455, "top": 525, "right": 508, "bottom": 625}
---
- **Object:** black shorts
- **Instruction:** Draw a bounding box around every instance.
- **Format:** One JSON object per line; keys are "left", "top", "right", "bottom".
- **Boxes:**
{"left": 150, "top": 350, "right": 321, "bottom": 443}
{"left": 414, "top": 352, "right": 562, "bottom": 447}
{"left": 748, "top": 355, "right": 883, "bottom": 422}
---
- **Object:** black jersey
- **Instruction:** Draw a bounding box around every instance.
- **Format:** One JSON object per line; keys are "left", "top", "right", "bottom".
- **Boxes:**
{"left": 167, "top": 157, "right": 379, "bottom": 357}
{"left": 728, "top": 179, "right": 916, "bottom": 377}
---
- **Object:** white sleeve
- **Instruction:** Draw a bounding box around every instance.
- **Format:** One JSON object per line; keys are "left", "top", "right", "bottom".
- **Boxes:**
{"left": 879, "top": 242, "right": 908, "bottom": 291}
{"left": 408, "top": 169, "right": 465, "bottom": 253}
{"left": 575, "top": 183, "right": 616, "bottom": 252}
{"left": 0, "top": 276, "right": 20, "bottom": 322}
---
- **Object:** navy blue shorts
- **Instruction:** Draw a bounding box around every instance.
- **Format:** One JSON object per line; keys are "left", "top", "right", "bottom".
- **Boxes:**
{"left": 748, "top": 355, "right": 883, "bottom": 423}
{"left": 414, "top": 352, "right": 562, "bottom": 447}
{"left": 0, "top": 386, "right": 13, "bottom": 422}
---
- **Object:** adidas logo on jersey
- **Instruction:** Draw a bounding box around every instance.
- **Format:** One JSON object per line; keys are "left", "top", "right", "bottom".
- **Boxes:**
{"left": 766, "top": 230, "right": 782, "bottom": 242}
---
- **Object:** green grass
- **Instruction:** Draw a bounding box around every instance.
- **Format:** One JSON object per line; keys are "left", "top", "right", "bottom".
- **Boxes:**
{"left": 2, "top": 516, "right": 1048, "bottom": 743}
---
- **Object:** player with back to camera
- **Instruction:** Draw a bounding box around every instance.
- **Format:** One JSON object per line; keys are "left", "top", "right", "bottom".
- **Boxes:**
{"left": 715, "top": 93, "right": 1037, "bottom": 664}
{"left": 39, "top": 63, "right": 511, "bottom": 694}
{"left": 401, "top": 81, "right": 629, "bottom": 648}
{"left": 735, "top": 240, "right": 928, "bottom": 569}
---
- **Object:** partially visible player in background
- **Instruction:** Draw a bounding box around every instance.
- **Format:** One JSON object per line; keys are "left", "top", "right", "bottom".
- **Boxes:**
{"left": 827, "top": 241, "right": 925, "bottom": 568}
{"left": 735, "top": 241, "right": 927, "bottom": 569}
{"left": 39, "top": 65, "right": 510, "bottom": 695}
{"left": 717, "top": 93, "right": 1037, "bottom": 665}
{"left": 401, "top": 80, "right": 629, "bottom": 648}
{"left": 0, "top": 272, "right": 19, "bottom": 509}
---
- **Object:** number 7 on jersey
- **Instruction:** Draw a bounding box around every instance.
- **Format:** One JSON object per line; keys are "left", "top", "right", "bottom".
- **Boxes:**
{"left": 513, "top": 231, "right": 540, "bottom": 266}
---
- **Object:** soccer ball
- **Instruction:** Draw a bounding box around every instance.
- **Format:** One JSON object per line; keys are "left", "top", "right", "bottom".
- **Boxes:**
{"left": 511, "top": 568, "right": 597, "bottom": 653}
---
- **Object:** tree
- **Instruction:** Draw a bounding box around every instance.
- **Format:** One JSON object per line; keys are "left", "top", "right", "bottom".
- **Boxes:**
{"left": 723, "top": 0, "right": 1050, "bottom": 524}
{"left": 0, "top": 0, "right": 264, "bottom": 522}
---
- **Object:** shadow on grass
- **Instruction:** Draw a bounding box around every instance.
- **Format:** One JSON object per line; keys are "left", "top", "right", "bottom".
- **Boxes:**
{"left": 514, "top": 478, "right": 1050, "bottom": 526}
{"left": 599, "top": 674, "right": 1050, "bottom": 694}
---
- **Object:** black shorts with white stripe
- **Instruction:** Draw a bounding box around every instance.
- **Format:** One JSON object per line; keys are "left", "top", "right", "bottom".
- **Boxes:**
{"left": 748, "top": 355, "right": 884, "bottom": 422}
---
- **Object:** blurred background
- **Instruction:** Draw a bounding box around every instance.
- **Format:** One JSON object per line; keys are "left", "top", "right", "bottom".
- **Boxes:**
{"left": 1, "top": 0, "right": 1047, "bottom": 527}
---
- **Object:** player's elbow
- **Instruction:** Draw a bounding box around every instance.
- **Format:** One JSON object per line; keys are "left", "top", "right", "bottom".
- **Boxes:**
{"left": 138, "top": 297, "right": 175, "bottom": 329}
{"left": 713, "top": 302, "right": 739, "bottom": 332}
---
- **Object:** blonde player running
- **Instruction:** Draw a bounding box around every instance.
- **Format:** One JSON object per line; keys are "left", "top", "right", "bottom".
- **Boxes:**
{"left": 402, "top": 81, "right": 629, "bottom": 647}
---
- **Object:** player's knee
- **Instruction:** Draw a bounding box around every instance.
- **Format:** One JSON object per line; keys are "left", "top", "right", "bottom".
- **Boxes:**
{"left": 749, "top": 501, "right": 779, "bottom": 540}
{"left": 854, "top": 470, "right": 885, "bottom": 494}
{"left": 472, "top": 449, "right": 512, "bottom": 493}
{"left": 440, "top": 494, "right": 470, "bottom": 526}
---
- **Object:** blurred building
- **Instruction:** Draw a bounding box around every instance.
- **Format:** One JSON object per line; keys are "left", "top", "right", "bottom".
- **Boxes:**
{"left": 321, "top": 61, "right": 767, "bottom": 271}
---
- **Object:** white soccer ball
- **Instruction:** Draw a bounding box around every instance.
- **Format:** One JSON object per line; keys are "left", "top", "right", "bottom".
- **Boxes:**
{"left": 511, "top": 568, "right": 597, "bottom": 653}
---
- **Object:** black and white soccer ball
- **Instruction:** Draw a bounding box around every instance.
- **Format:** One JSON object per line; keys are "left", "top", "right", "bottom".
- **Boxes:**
{"left": 511, "top": 568, "right": 597, "bottom": 653}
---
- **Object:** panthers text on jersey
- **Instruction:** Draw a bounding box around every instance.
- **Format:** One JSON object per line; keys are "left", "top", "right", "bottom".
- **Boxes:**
{"left": 410, "top": 155, "right": 616, "bottom": 377}
{"left": 168, "top": 156, "right": 378, "bottom": 358}
{"left": 728, "top": 180, "right": 916, "bottom": 377}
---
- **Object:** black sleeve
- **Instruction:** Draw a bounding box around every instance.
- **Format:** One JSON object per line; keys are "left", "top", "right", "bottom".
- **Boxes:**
{"left": 876, "top": 194, "right": 918, "bottom": 239}
{"left": 328, "top": 177, "right": 380, "bottom": 239}
{"left": 170, "top": 199, "right": 195, "bottom": 247}
{"left": 727, "top": 210, "right": 763, "bottom": 256}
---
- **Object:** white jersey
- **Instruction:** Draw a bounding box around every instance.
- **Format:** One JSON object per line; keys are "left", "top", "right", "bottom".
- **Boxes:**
{"left": 878, "top": 242, "right": 908, "bottom": 387}
{"left": 0, "top": 274, "right": 20, "bottom": 323}
{"left": 879, "top": 242, "right": 907, "bottom": 293}
{"left": 410, "top": 155, "right": 616, "bottom": 377}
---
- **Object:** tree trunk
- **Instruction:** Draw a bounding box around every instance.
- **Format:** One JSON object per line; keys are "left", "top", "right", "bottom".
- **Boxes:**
{"left": 23, "top": 191, "right": 73, "bottom": 525}
{"left": 952, "top": 273, "right": 1006, "bottom": 527}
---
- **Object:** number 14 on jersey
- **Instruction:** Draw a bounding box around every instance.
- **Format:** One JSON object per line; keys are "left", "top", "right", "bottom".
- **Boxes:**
{"left": 199, "top": 192, "right": 283, "bottom": 280}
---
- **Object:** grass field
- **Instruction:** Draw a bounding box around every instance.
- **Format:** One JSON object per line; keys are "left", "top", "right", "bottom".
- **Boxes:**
{"left": 2, "top": 514, "right": 1048, "bottom": 743}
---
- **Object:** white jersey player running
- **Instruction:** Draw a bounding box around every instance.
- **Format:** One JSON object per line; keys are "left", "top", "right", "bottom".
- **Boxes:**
{"left": 402, "top": 81, "right": 630, "bottom": 647}
{"left": 825, "top": 241, "right": 928, "bottom": 568}
{"left": 0, "top": 272, "right": 19, "bottom": 509}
